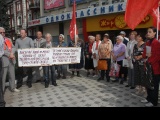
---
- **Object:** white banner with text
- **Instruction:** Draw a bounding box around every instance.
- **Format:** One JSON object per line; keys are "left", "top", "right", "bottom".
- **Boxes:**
{"left": 18, "top": 48, "right": 81, "bottom": 67}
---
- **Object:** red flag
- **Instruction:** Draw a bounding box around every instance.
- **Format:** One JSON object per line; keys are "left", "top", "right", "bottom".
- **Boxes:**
{"left": 69, "top": 0, "right": 78, "bottom": 41}
{"left": 150, "top": 7, "right": 160, "bottom": 30}
{"left": 125, "top": 0, "right": 159, "bottom": 30}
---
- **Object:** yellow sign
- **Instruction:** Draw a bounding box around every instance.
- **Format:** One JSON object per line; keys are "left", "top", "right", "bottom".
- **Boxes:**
{"left": 86, "top": 13, "right": 153, "bottom": 32}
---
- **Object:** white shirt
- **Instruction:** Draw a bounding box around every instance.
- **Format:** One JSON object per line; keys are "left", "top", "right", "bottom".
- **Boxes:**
{"left": 0, "top": 34, "right": 4, "bottom": 58}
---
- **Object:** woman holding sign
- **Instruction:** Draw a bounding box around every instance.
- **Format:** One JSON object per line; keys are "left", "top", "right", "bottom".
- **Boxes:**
{"left": 43, "top": 33, "right": 57, "bottom": 88}
{"left": 141, "top": 27, "right": 160, "bottom": 107}
{"left": 69, "top": 37, "right": 84, "bottom": 78}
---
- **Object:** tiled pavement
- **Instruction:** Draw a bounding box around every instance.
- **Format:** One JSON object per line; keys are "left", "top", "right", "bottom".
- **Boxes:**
{"left": 4, "top": 70, "right": 157, "bottom": 107}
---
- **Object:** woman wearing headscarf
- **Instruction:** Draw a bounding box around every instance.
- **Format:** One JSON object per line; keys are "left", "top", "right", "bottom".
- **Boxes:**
{"left": 69, "top": 37, "right": 84, "bottom": 78}
{"left": 141, "top": 27, "right": 160, "bottom": 107}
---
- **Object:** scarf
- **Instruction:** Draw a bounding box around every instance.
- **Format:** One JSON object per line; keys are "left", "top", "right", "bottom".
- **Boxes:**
{"left": 96, "top": 41, "right": 100, "bottom": 50}
{"left": 4, "top": 38, "right": 12, "bottom": 52}
{"left": 89, "top": 43, "right": 93, "bottom": 53}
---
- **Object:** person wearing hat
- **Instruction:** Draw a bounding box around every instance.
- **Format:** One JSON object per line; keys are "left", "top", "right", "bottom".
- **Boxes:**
{"left": 98, "top": 33, "right": 113, "bottom": 82}
{"left": 0, "top": 34, "right": 5, "bottom": 107}
{"left": 56, "top": 34, "right": 68, "bottom": 79}
{"left": 120, "top": 31, "right": 129, "bottom": 46}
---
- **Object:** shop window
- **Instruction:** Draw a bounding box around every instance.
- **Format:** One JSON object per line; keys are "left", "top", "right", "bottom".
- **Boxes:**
{"left": 17, "top": 16, "right": 22, "bottom": 26}
{"left": 28, "top": 14, "right": 32, "bottom": 21}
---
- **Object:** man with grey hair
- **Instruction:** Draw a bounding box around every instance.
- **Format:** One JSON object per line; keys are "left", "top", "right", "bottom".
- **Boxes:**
{"left": 0, "top": 34, "right": 5, "bottom": 107}
{"left": 43, "top": 33, "right": 57, "bottom": 88}
{"left": 15, "top": 29, "right": 34, "bottom": 89}
{"left": 33, "top": 31, "right": 46, "bottom": 83}
{"left": 0, "top": 27, "right": 20, "bottom": 92}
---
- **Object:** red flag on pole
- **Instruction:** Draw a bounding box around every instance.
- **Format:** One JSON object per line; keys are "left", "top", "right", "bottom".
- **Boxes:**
{"left": 150, "top": 7, "right": 160, "bottom": 30}
{"left": 69, "top": 0, "right": 78, "bottom": 41}
{"left": 125, "top": 0, "right": 159, "bottom": 30}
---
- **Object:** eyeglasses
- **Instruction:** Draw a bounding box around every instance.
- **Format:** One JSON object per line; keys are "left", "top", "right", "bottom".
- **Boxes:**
{"left": 0, "top": 32, "right": 5, "bottom": 34}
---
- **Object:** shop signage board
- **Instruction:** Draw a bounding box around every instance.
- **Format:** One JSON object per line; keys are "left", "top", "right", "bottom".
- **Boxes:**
{"left": 44, "top": 0, "right": 65, "bottom": 10}
{"left": 18, "top": 48, "right": 81, "bottom": 67}
{"left": 28, "top": 2, "right": 126, "bottom": 27}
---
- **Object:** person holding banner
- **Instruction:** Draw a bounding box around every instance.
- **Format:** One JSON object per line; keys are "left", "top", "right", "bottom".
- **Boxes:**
{"left": 15, "top": 29, "right": 34, "bottom": 89}
{"left": 0, "top": 34, "right": 5, "bottom": 107}
{"left": 0, "top": 27, "right": 20, "bottom": 92}
{"left": 69, "top": 37, "right": 84, "bottom": 78}
{"left": 56, "top": 34, "right": 68, "bottom": 79}
{"left": 33, "top": 31, "right": 46, "bottom": 83}
{"left": 43, "top": 33, "right": 57, "bottom": 88}
{"left": 141, "top": 27, "right": 160, "bottom": 107}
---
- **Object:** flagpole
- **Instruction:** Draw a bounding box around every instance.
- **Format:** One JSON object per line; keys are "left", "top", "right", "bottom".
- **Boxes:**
{"left": 157, "top": 6, "right": 159, "bottom": 40}
{"left": 75, "top": 24, "right": 77, "bottom": 47}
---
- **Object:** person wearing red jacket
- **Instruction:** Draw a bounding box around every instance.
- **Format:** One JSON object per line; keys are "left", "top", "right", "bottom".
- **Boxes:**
{"left": 141, "top": 27, "right": 160, "bottom": 107}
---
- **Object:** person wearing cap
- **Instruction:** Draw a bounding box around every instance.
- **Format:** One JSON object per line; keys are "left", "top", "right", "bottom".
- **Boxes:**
{"left": 33, "top": 31, "right": 46, "bottom": 83}
{"left": 56, "top": 34, "right": 68, "bottom": 79}
{"left": 120, "top": 31, "right": 129, "bottom": 46}
{"left": 98, "top": 33, "right": 113, "bottom": 82}
{"left": 0, "top": 34, "right": 5, "bottom": 107}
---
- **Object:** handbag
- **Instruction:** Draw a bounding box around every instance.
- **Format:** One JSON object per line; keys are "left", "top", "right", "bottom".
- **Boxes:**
{"left": 109, "top": 62, "right": 120, "bottom": 77}
{"left": 122, "top": 59, "right": 129, "bottom": 67}
{"left": 97, "top": 60, "right": 108, "bottom": 70}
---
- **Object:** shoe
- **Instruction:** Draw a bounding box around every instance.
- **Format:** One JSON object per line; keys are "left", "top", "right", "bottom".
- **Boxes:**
{"left": 112, "top": 80, "right": 119, "bottom": 82}
{"left": 106, "top": 80, "right": 110, "bottom": 82}
{"left": 35, "top": 79, "right": 41, "bottom": 83}
{"left": 87, "top": 72, "right": 90, "bottom": 77}
{"left": 125, "top": 85, "right": 130, "bottom": 87}
{"left": 16, "top": 84, "right": 22, "bottom": 89}
{"left": 130, "top": 87, "right": 135, "bottom": 89}
{"left": 141, "top": 99, "right": 148, "bottom": 103}
{"left": 57, "top": 75, "right": 61, "bottom": 79}
{"left": 62, "top": 76, "right": 67, "bottom": 79}
{"left": 52, "top": 82, "right": 58, "bottom": 86}
{"left": 97, "top": 78, "right": 104, "bottom": 81}
{"left": 93, "top": 75, "right": 98, "bottom": 78}
{"left": 77, "top": 74, "right": 81, "bottom": 77}
{"left": 12, "top": 88, "right": 20, "bottom": 92}
{"left": 45, "top": 83, "right": 49, "bottom": 88}
{"left": 71, "top": 75, "right": 74, "bottom": 78}
{"left": 27, "top": 84, "right": 32, "bottom": 88}
{"left": 120, "top": 80, "right": 123, "bottom": 84}
{"left": 145, "top": 102, "right": 154, "bottom": 107}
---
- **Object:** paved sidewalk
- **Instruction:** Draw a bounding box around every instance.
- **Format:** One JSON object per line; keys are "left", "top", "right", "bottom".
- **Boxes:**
{"left": 4, "top": 70, "right": 149, "bottom": 107}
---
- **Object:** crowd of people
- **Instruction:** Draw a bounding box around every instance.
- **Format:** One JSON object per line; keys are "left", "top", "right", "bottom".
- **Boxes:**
{"left": 0, "top": 26, "right": 160, "bottom": 107}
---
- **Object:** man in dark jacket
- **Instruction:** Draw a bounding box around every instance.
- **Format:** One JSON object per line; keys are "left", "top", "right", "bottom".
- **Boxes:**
{"left": 0, "top": 34, "right": 5, "bottom": 107}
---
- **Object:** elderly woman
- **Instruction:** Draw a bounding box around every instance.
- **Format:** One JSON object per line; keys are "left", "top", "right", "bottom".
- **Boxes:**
{"left": 84, "top": 36, "right": 95, "bottom": 77}
{"left": 141, "top": 27, "right": 160, "bottom": 107}
{"left": 112, "top": 36, "right": 126, "bottom": 84}
{"left": 125, "top": 31, "right": 137, "bottom": 89}
{"left": 56, "top": 34, "right": 68, "bottom": 79}
{"left": 133, "top": 33, "right": 146, "bottom": 97}
{"left": 98, "top": 33, "right": 113, "bottom": 82}
{"left": 69, "top": 37, "right": 84, "bottom": 78}
{"left": 43, "top": 33, "right": 57, "bottom": 88}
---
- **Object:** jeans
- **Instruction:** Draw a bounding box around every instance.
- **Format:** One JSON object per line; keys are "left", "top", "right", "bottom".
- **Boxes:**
{"left": 17, "top": 67, "right": 33, "bottom": 86}
{"left": 57, "top": 65, "right": 67, "bottom": 77}
{"left": 100, "top": 59, "right": 111, "bottom": 81}
{"left": 43, "top": 66, "right": 56, "bottom": 84}
{"left": 147, "top": 75, "right": 160, "bottom": 106}
{"left": 0, "top": 58, "right": 5, "bottom": 107}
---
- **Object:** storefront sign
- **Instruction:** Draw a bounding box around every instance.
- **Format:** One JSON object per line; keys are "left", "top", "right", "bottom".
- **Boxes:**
{"left": 44, "top": 0, "right": 65, "bottom": 10}
{"left": 86, "top": 13, "right": 152, "bottom": 32}
{"left": 28, "top": 2, "right": 126, "bottom": 27}
{"left": 70, "top": 0, "right": 86, "bottom": 4}
{"left": 18, "top": 48, "right": 81, "bottom": 67}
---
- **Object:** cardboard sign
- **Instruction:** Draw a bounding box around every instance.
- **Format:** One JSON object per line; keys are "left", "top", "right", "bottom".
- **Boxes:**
{"left": 18, "top": 48, "right": 81, "bottom": 67}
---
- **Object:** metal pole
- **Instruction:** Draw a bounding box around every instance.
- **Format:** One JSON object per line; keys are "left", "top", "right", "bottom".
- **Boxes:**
{"left": 157, "top": 6, "right": 159, "bottom": 40}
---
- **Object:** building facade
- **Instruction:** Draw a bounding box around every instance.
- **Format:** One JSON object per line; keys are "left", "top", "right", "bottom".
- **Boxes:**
{"left": 7, "top": 0, "right": 40, "bottom": 40}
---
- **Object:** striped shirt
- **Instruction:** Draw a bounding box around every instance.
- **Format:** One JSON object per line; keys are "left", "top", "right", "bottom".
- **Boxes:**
{"left": 0, "top": 34, "right": 4, "bottom": 58}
